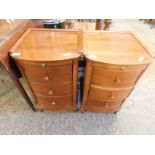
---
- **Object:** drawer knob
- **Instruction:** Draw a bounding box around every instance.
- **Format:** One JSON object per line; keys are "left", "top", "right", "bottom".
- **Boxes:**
{"left": 104, "top": 102, "right": 109, "bottom": 107}
{"left": 43, "top": 76, "right": 49, "bottom": 80}
{"left": 41, "top": 63, "right": 47, "bottom": 67}
{"left": 120, "top": 66, "right": 125, "bottom": 71}
{"left": 114, "top": 78, "right": 121, "bottom": 83}
{"left": 110, "top": 95, "right": 115, "bottom": 99}
{"left": 51, "top": 101, "right": 56, "bottom": 105}
{"left": 111, "top": 96, "right": 115, "bottom": 99}
{"left": 48, "top": 90, "right": 53, "bottom": 95}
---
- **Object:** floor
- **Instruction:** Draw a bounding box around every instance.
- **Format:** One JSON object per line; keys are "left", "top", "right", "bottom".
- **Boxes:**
{"left": 0, "top": 19, "right": 155, "bottom": 135}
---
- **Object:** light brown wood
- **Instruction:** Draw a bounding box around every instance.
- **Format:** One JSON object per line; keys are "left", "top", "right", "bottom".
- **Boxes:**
{"left": 0, "top": 20, "right": 26, "bottom": 41}
{"left": 0, "top": 19, "right": 46, "bottom": 111}
{"left": 0, "top": 20, "right": 36, "bottom": 110}
{"left": 81, "top": 31, "right": 154, "bottom": 113}
{"left": 10, "top": 28, "right": 80, "bottom": 112}
{"left": 18, "top": 63, "right": 72, "bottom": 84}
{"left": 91, "top": 67, "right": 144, "bottom": 88}
{"left": 35, "top": 94, "right": 72, "bottom": 111}
{"left": 92, "top": 62, "right": 147, "bottom": 71}
{"left": 87, "top": 99, "right": 122, "bottom": 112}
{"left": 1, "top": 20, "right": 154, "bottom": 112}
{"left": 132, "top": 32, "right": 155, "bottom": 58}
{"left": 10, "top": 28, "right": 80, "bottom": 61}
{"left": 30, "top": 82, "right": 72, "bottom": 96}
{"left": 88, "top": 99, "right": 121, "bottom": 108}
{"left": 83, "top": 31, "right": 153, "bottom": 65}
{"left": 81, "top": 59, "right": 93, "bottom": 112}
{"left": 75, "top": 22, "right": 96, "bottom": 30}
{"left": 9, "top": 28, "right": 154, "bottom": 113}
{"left": 72, "top": 59, "right": 79, "bottom": 111}
{"left": 89, "top": 85, "right": 133, "bottom": 101}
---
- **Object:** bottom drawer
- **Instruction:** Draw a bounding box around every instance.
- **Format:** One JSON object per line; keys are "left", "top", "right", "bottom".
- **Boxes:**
{"left": 35, "top": 94, "right": 73, "bottom": 111}
{"left": 86, "top": 99, "right": 123, "bottom": 112}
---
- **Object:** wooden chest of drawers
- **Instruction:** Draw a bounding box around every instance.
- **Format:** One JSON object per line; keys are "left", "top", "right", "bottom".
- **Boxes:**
{"left": 10, "top": 29, "right": 80, "bottom": 111}
{"left": 81, "top": 31, "right": 154, "bottom": 113}
{"left": 10, "top": 29, "right": 154, "bottom": 113}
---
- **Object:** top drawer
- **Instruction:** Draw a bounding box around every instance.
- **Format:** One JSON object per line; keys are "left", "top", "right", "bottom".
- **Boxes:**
{"left": 91, "top": 67, "right": 143, "bottom": 88}
{"left": 19, "top": 63, "right": 72, "bottom": 84}
{"left": 93, "top": 63, "right": 147, "bottom": 72}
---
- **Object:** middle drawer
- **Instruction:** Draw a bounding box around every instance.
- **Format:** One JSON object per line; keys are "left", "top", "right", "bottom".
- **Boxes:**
{"left": 89, "top": 85, "right": 132, "bottom": 102}
{"left": 30, "top": 82, "right": 72, "bottom": 96}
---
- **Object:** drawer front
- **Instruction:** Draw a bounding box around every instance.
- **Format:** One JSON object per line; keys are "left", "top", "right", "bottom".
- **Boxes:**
{"left": 35, "top": 94, "right": 73, "bottom": 110}
{"left": 21, "top": 65, "right": 72, "bottom": 84}
{"left": 89, "top": 85, "right": 132, "bottom": 102}
{"left": 93, "top": 63, "right": 147, "bottom": 72}
{"left": 30, "top": 82, "right": 72, "bottom": 96}
{"left": 87, "top": 99, "right": 122, "bottom": 111}
{"left": 88, "top": 99, "right": 121, "bottom": 108}
{"left": 91, "top": 68, "right": 142, "bottom": 87}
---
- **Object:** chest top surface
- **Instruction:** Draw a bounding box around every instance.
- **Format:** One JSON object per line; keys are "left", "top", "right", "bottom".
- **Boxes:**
{"left": 83, "top": 31, "right": 154, "bottom": 65}
{"left": 10, "top": 28, "right": 80, "bottom": 61}
{"left": 10, "top": 29, "right": 153, "bottom": 64}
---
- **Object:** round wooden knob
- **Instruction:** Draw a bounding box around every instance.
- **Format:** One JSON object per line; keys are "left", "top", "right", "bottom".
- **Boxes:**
{"left": 114, "top": 78, "right": 121, "bottom": 83}
{"left": 110, "top": 95, "right": 115, "bottom": 99}
{"left": 41, "top": 63, "right": 47, "bottom": 67}
{"left": 104, "top": 102, "right": 109, "bottom": 107}
{"left": 43, "top": 76, "right": 49, "bottom": 80}
{"left": 48, "top": 90, "right": 53, "bottom": 95}
{"left": 109, "top": 95, "right": 115, "bottom": 99}
{"left": 51, "top": 101, "right": 56, "bottom": 105}
{"left": 120, "top": 66, "right": 125, "bottom": 71}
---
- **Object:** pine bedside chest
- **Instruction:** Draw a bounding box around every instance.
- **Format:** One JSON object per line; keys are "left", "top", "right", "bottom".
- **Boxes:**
{"left": 10, "top": 28, "right": 80, "bottom": 112}
{"left": 9, "top": 29, "right": 154, "bottom": 113}
{"left": 81, "top": 31, "right": 154, "bottom": 113}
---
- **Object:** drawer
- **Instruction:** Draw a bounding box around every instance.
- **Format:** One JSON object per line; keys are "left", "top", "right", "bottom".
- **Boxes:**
{"left": 30, "top": 82, "right": 72, "bottom": 96}
{"left": 35, "top": 94, "right": 73, "bottom": 111}
{"left": 91, "top": 68, "right": 142, "bottom": 88}
{"left": 21, "top": 64, "right": 72, "bottom": 84}
{"left": 87, "top": 99, "right": 122, "bottom": 111}
{"left": 89, "top": 85, "right": 132, "bottom": 102}
{"left": 93, "top": 63, "right": 147, "bottom": 72}
{"left": 87, "top": 99, "right": 121, "bottom": 108}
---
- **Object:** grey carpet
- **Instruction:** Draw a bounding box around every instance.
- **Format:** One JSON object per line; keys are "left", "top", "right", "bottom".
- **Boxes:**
{"left": 0, "top": 19, "right": 155, "bottom": 134}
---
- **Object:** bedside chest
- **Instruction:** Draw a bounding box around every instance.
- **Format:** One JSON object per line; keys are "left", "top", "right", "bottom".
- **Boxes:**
{"left": 10, "top": 29, "right": 80, "bottom": 112}
{"left": 81, "top": 31, "right": 154, "bottom": 113}
{"left": 9, "top": 29, "right": 154, "bottom": 113}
